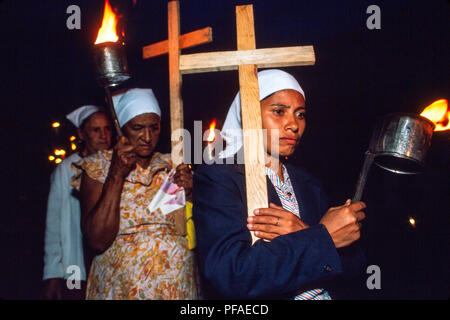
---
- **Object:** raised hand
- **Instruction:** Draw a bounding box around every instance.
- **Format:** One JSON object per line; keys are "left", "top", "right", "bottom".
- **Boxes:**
{"left": 173, "top": 164, "right": 194, "bottom": 202}
{"left": 319, "top": 199, "right": 366, "bottom": 248}
{"left": 109, "top": 136, "right": 137, "bottom": 179}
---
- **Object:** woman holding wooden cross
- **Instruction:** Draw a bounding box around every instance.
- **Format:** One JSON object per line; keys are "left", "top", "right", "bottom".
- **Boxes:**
{"left": 72, "top": 88, "right": 197, "bottom": 299}
{"left": 193, "top": 69, "right": 367, "bottom": 299}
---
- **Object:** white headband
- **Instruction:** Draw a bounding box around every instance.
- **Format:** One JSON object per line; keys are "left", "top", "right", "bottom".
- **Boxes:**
{"left": 112, "top": 88, "right": 161, "bottom": 128}
{"left": 219, "top": 69, "right": 305, "bottom": 159}
{"left": 66, "top": 105, "right": 101, "bottom": 128}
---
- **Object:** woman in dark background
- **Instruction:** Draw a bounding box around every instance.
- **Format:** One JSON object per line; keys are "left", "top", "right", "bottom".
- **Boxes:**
{"left": 42, "top": 105, "right": 112, "bottom": 300}
{"left": 75, "top": 88, "right": 196, "bottom": 299}
{"left": 0, "top": 0, "right": 448, "bottom": 299}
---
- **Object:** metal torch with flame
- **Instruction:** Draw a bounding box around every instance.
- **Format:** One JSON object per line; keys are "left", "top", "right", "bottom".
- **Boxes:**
{"left": 93, "top": 0, "right": 130, "bottom": 137}
{"left": 352, "top": 99, "right": 449, "bottom": 203}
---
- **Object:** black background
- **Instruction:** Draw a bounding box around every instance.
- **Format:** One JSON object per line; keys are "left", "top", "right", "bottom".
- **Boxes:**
{"left": 0, "top": 0, "right": 448, "bottom": 299}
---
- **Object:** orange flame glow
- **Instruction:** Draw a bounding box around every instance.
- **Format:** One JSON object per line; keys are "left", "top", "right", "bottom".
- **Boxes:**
{"left": 207, "top": 120, "right": 216, "bottom": 142}
{"left": 95, "top": 0, "right": 119, "bottom": 44}
{"left": 420, "top": 99, "right": 449, "bottom": 132}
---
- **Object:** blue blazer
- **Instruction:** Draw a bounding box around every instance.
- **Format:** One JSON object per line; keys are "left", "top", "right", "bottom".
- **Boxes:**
{"left": 193, "top": 160, "right": 366, "bottom": 299}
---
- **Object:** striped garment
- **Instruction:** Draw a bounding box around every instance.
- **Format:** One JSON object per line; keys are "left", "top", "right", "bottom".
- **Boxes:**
{"left": 265, "top": 165, "right": 331, "bottom": 300}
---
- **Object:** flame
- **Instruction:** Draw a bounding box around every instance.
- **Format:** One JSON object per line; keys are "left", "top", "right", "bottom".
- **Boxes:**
{"left": 207, "top": 120, "right": 216, "bottom": 142}
{"left": 95, "top": 0, "right": 119, "bottom": 44}
{"left": 420, "top": 99, "right": 449, "bottom": 131}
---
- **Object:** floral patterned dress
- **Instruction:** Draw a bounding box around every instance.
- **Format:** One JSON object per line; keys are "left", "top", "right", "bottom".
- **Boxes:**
{"left": 72, "top": 150, "right": 197, "bottom": 300}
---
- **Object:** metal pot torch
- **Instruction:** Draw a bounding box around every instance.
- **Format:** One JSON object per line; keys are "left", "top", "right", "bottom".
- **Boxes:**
{"left": 352, "top": 113, "right": 435, "bottom": 203}
{"left": 93, "top": 41, "right": 131, "bottom": 137}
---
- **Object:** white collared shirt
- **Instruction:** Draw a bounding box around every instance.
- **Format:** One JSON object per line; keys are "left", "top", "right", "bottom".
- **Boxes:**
{"left": 265, "top": 164, "right": 331, "bottom": 300}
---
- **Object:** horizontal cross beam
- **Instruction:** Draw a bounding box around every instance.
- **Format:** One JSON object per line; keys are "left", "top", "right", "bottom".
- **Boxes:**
{"left": 142, "top": 27, "right": 213, "bottom": 59}
{"left": 179, "top": 45, "right": 315, "bottom": 74}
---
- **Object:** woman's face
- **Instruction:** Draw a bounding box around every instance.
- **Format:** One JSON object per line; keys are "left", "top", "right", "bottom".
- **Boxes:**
{"left": 260, "top": 89, "right": 306, "bottom": 157}
{"left": 123, "top": 113, "right": 161, "bottom": 158}
{"left": 78, "top": 112, "right": 113, "bottom": 156}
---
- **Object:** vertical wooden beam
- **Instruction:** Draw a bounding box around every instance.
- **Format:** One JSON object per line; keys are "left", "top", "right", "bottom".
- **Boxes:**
{"left": 168, "top": 0, "right": 184, "bottom": 167}
{"left": 236, "top": 5, "right": 268, "bottom": 244}
{"left": 167, "top": 1, "right": 187, "bottom": 238}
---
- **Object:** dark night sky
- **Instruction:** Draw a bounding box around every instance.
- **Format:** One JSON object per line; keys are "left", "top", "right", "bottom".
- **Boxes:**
{"left": 0, "top": 0, "right": 448, "bottom": 299}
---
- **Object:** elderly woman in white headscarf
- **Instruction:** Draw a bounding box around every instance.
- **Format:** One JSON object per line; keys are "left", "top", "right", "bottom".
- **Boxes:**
{"left": 72, "top": 88, "right": 196, "bottom": 300}
{"left": 43, "top": 105, "right": 112, "bottom": 300}
{"left": 193, "top": 69, "right": 367, "bottom": 299}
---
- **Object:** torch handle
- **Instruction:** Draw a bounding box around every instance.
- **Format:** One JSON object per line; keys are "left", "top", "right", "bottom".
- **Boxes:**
{"left": 104, "top": 87, "right": 123, "bottom": 137}
{"left": 352, "top": 151, "right": 375, "bottom": 203}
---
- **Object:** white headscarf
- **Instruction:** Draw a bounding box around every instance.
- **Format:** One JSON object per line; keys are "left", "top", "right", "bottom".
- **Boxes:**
{"left": 66, "top": 105, "right": 100, "bottom": 128}
{"left": 112, "top": 88, "right": 161, "bottom": 127}
{"left": 219, "top": 69, "right": 305, "bottom": 159}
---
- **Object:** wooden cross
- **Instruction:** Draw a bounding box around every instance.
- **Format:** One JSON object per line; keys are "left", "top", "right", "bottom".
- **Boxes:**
{"left": 142, "top": 0, "right": 213, "bottom": 166}
{"left": 179, "top": 4, "right": 315, "bottom": 243}
{"left": 144, "top": 3, "right": 315, "bottom": 243}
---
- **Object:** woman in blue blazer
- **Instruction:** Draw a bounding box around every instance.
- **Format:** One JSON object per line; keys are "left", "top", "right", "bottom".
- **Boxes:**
{"left": 193, "top": 69, "right": 367, "bottom": 299}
